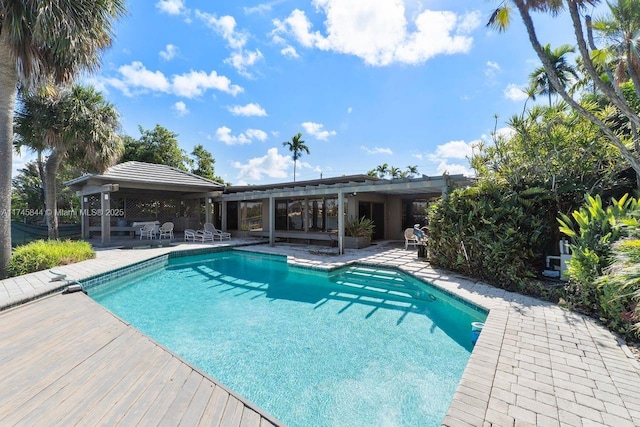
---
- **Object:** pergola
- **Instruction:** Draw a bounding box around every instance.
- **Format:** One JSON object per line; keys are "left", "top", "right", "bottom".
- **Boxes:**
{"left": 65, "top": 161, "right": 224, "bottom": 244}
{"left": 217, "top": 173, "right": 473, "bottom": 254}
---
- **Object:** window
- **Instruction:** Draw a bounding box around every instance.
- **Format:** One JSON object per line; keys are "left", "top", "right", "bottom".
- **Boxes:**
{"left": 402, "top": 199, "right": 428, "bottom": 230}
{"left": 227, "top": 201, "right": 238, "bottom": 230}
{"left": 241, "top": 201, "right": 262, "bottom": 231}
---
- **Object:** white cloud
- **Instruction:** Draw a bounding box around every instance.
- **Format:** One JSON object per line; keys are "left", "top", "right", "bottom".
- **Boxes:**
{"left": 196, "top": 12, "right": 248, "bottom": 49}
{"left": 281, "top": 46, "right": 300, "bottom": 58}
{"left": 425, "top": 139, "right": 476, "bottom": 176}
{"left": 244, "top": 0, "right": 285, "bottom": 14}
{"left": 227, "top": 103, "right": 268, "bottom": 116}
{"left": 233, "top": 147, "right": 292, "bottom": 181}
{"left": 485, "top": 61, "right": 501, "bottom": 79}
{"left": 347, "top": 107, "right": 352, "bottom": 114}
{"left": 225, "top": 49, "right": 264, "bottom": 77}
{"left": 172, "top": 70, "right": 242, "bottom": 97}
{"left": 156, "top": 0, "right": 185, "bottom": 15}
{"left": 435, "top": 160, "right": 472, "bottom": 176}
{"left": 196, "top": 11, "right": 263, "bottom": 76}
{"left": 429, "top": 140, "right": 474, "bottom": 160}
{"left": 216, "top": 126, "right": 268, "bottom": 145}
{"left": 160, "top": 44, "right": 179, "bottom": 61}
{"left": 97, "top": 62, "right": 243, "bottom": 98}
{"left": 173, "top": 101, "right": 189, "bottom": 116}
{"left": 246, "top": 129, "right": 268, "bottom": 141}
{"left": 361, "top": 145, "right": 393, "bottom": 155}
{"left": 301, "top": 121, "right": 336, "bottom": 140}
{"left": 504, "top": 83, "right": 529, "bottom": 101}
{"left": 118, "top": 61, "right": 171, "bottom": 93}
{"left": 272, "top": 2, "right": 480, "bottom": 66}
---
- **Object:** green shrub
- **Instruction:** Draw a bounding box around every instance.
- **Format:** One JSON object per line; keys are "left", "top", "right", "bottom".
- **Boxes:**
{"left": 427, "top": 180, "right": 555, "bottom": 290}
{"left": 8, "top": 240, "right": 95, "bottom": 277}
{"left": 596, "top": 239, "right": 640, "bottom": 339}
{"left": 558, "top": 194, "right": 639, "bottom": 315}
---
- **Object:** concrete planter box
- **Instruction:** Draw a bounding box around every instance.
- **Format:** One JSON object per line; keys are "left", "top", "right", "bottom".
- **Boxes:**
{"left": 344, "top": 236, "right": 371, "bottom": 249}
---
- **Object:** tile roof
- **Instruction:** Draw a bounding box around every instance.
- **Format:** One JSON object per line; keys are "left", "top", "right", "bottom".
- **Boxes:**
{"left": 66, "top": 161, "right": 224, "bottom": 189}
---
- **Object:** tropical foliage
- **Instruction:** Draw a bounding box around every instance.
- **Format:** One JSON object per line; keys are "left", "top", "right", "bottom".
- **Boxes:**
{"left": 366, "top": 164, "right": 419, "bottom": 179}
{"left": 344, "top": 216, "right": 375, "bottom": 238}
{"left": 0, "top": 0, "right": 126, "bottom": 277}
{"left": 559, "top": 194, "right": 640, "bottom": 339}
{"left": 14, "top": 85, "right": 123, "bottom": 239}
{"left": 7, "top": 239, "right": 95, "bottom": 277}
{"left": 427, "top": 181, "right": 556, "bottom": 294}
{"left": 487, "top": 0, "right": 640, "bottom": 182}
{"left": 121, "top": 125, "right": 190, "bottom": 170}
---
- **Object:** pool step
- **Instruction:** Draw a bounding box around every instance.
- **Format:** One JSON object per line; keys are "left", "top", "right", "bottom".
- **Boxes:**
{"left": 329, "top": 266, "right": 431, "bottom": 302}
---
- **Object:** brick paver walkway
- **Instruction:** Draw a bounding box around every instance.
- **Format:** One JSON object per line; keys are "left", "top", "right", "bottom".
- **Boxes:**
{"left": 2, "top": 240, "right": 639, "bottom": 426}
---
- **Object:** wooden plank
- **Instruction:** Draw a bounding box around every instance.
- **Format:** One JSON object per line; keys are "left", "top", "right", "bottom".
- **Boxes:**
{"left": 0, "top": 303, "right": 129, "bottom": 407}
{"left": 74, "top": 337, "right": 169, "bottom": 424}
{"left": 47, "top": 332, "right": 154, "bottom": 425}
{"left": 178, "top": 377, "right": 215, "bottom": 426}
{"left": 260, "top": 419, "right": 277, "bottom": 427}
{"left": 95, "top": 348, "right": 174, "bottom": 425}
{"left": 199, "top": 385, "right": 230, "bottom": 426}
{"left": 158, "top": 369, "right": 203, "bottom": 426}
{"left": 3, "top": 327, "right": 138, "bottom": 425}
{"left": 240, "top": 407, "right": 262, "bottom": 427}
{"left": 114, "top": 356, "right": 183, "bottom": 426}
{"left": 220, "top": 395, "right": 245, "bottom": 427}
{"left": 0, "top": 298, "right": 102, "bottom": 364}
{"left": 0, "top": 294, "right": 280, "bottom": 427}
{"left": 137, "top": 362, "right": 192, "bottom": 425}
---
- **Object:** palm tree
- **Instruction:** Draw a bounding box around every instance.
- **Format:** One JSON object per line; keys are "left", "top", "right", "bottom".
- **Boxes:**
{"left": 282, "top": 133, "right": 309, "bottom": 182}
{"left": 14, "top": 85, "right": 123, "bottom": 239}
{"left": 0, "top": 0, "right": 125, "bottom": 275}
{"left": 389, "top": 166, "right": 401, "bottom": 179}
{"left": 375, "top": 163, "right": 389, "bottom": 178}
{"left": 487, "top": 0, "right": 640, "bottom": 184}
{"left": 592, "top": 0, "right": 640, "bottom": 99}
{"left": 529, "top": 44, "right": 579, "bottom": 106}
{"left": 406, "top": 165, "right": 419, "bottom": 177}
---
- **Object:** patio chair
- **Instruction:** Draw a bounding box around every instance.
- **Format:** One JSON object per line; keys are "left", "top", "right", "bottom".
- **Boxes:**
{"left": 184, "top": 228, "right": 210, "bottom": 242}
{"left": 404, "top": 228, "right": 420, "bottom": 249}
{"left": 158, "top": 222, "right": 174, "bottom": 239}
{"left": 203, "top": 222, "right": 231, "bottom": 240}
{"left": 140, "top": 223, "right": 157, "bottom": 240}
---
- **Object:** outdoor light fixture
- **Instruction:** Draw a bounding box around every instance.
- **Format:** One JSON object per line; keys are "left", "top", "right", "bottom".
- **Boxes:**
{"left": 83, "top": 197, "right": 88, "bottom": 202}
{"left": 104, "top": 194, "right": 109, "bottom": 200}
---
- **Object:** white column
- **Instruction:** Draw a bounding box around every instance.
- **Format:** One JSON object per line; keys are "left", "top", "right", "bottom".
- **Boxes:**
{"left": 338, "top": 189, "right": 344, "bottom": 255}
{"left": 101, "top": 192, "right": 111, "bottom": 244}
{"left": 205, "top": 197, "right": 212, "bottom": 224}
{"left": 269, "top": 196, "right": 275, "bottom": 246}
{"left": 221, "top": 200, "right": 228, "bottom": 230}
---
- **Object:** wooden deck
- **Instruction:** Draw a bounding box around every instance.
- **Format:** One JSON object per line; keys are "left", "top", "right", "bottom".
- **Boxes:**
{"left": 0, "top": 293, "right": 282, "bottom": 426}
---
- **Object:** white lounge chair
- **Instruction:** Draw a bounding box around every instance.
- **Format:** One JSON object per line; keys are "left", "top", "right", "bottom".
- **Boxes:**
{"left": 203, "top": 223, "right": 231, "bottom": 240}
{"left": 184, "top": 229, "right": 212, "bottom": 242}
{"left": 158, "top": 222, "right": 174, "bottom": 239}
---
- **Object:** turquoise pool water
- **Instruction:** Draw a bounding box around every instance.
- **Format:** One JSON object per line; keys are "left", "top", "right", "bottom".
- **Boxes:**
{"left": 90, "top": 251, "right": 486, "bottom": 426}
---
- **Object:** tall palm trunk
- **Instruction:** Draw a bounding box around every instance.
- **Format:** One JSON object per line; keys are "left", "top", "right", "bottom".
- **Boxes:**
{"left": 44, "top": 150, "right": 63, "bottom": 240}
{"left": 0, "top": 38, "right": 18, "bottom": 277}
{"left": 515, "top": 0, "right": 640, "bottom": 187}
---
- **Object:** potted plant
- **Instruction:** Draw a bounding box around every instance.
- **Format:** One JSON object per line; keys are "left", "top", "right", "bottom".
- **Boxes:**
{"left": 344, "top": 216, "right": 374, "bottom": 249}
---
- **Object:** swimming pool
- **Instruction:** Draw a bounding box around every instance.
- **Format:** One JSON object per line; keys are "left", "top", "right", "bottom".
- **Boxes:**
{"left": 89, "top": 250, "right": 486, "bottom": 426}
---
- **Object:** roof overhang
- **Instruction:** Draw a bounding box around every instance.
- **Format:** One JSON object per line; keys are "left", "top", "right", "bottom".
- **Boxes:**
{"left": 217, "top": 174, "right": 473, "bottom": 202}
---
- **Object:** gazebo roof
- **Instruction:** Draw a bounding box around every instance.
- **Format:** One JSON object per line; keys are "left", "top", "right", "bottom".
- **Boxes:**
{"left": 66, "top": 161, "right": 225, "bottom": 193}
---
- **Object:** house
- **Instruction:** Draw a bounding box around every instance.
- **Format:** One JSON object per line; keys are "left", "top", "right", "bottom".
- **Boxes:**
{"left": 67, "top": 161, "right": 472, "bottom": 252}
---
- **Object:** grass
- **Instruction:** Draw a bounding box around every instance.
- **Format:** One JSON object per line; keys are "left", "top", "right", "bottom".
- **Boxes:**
{"left": 8, "top": 240, "right": 95, "bottom": 277}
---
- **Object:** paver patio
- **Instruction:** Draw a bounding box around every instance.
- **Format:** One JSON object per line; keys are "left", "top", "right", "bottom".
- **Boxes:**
{"left": 1, "top": 239, "right": 639, "bottom": 426}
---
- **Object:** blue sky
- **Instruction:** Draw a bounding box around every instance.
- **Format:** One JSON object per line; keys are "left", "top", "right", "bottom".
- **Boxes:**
{"left": 13, "top": 0, "right": 607, "bottom": 185}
